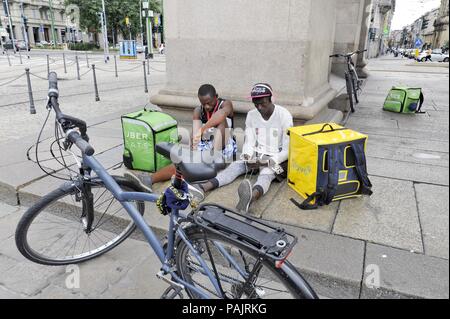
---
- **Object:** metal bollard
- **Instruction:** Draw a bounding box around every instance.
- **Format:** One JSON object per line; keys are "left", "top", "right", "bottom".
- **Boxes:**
{"left": 76, "top": 55, "right": 80, "bottom": 80}
{"left": 86, "top": 52, "right": 89, "bottom": 68}
{"left": 25, "top": 68, "right": 36, "bottom": 114}
{"left": 46, "top": 54, "right": 50, "bottom": 79}
{"left": 19, "top": 50, "right": 23, "bottom": 64}
{"left": 143, "top": 61, "right": 148, "bottom": 93}
{"left": 147, "top": 56, "right": 150, "bottom": 75}
{"left": 63, "top": 53, "right": 67, "bottom": 73}
{"left": 6, "top": 50, "right": 11, "bottom": 66}
{"left": 114, "top": 55, "right": 118, "bottom": 78}
{"left": 92, "top": 64, "right": 100, "bottom": 101}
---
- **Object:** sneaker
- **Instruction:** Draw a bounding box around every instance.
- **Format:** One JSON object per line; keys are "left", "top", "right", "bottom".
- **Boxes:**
{"left": 187, "top": 183, "right": 205, "bottom": 203}
{"left": 124, "top": 170, "right": 153, "bottom": 193}
{"left": 236, "top": 179, "right": 253, "bottom": 214}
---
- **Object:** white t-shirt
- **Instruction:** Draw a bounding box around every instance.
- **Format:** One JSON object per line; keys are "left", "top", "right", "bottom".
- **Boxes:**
{"left": 242, "top": 104, "right": 293, "bottom": 164}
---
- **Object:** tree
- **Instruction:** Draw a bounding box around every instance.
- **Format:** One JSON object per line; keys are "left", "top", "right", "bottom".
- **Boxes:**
{"left": 65, "top": 0, "right": 161, "bottom": 43}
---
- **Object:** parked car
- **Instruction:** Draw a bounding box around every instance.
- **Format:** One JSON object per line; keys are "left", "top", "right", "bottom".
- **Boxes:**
{"left": 15, "top": 40, "right": 31, "bottom": 51}
{"left": 35, "top": 40, "right": 48, "bottom": 48}
{"left": 136, "top": 44, "right": 146, "bottom": 53}
{"left": 2, "top": 40, "right": 30, "bottom": 51}
{"left": 417, "top": 49, "right": 449, "bottom": 62}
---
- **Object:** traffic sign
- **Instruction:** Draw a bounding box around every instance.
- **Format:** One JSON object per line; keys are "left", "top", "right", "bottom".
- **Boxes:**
{"left": 0, "top": 27, "right": 7, "bottom": 37}
{"left": 415, "top": 38, "right": 423, "bottom": 48}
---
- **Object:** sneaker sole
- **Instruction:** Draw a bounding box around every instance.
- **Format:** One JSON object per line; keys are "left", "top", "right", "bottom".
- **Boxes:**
{"left": 236, "top": 179, "right": 252, "bottom": 213}
{"left": 124, "top": 172, "right": 153, "bottom": 193}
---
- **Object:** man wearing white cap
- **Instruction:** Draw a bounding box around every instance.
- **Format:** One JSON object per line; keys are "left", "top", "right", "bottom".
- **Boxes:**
{"left": 194, "top": 83, "right": 293, "bottom": 214}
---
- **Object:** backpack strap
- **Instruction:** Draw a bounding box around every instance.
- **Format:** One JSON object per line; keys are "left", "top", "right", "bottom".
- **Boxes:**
{"left": 291, "top": 146, "right": 340, "bottom": 210}
{"left": 416, "top": 91, "right": 426, "bottom": 114}
{"left": 350, "top": 142, "right": 373, "bottom": 196}
{"left": 324, "top": 146, "right": 340, "bottom": 204}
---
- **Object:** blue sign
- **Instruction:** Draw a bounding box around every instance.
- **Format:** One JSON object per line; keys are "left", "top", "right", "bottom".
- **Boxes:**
{"left": 415, "top": 38, "right": 423, "bottom": 48}
{"left": 119, "top": 40, "right": 137, "bottom": 59}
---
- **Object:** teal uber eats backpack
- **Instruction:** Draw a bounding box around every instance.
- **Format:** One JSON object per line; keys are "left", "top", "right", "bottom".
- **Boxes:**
{"left": 383, "top": 87, "right": 425, "bottom": 114}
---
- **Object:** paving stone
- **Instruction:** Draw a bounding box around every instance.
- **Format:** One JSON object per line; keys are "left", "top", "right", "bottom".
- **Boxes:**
{"left": 99, "top": 254, "right": 167, "bottom": 299}
{"left": 281, "top": 225, "right": 365, "bottom": 299}
{"left": 361, "top": 243, "right": 449, "bottom": 299}
{"left": 333, "top": 176, "right": 423, "bottom": 253}
{"left": 415, "top": 183, "right": 449, "bottom": 259}
{"left": 262, "top": 183, "right": 339, "bottom": 233}
{"left": 0, "top": 256, "right": 65, "bottom": 296}
{"left": 0, "top": 202, "right": 19, "bottom": 219}
{"left": 366, "top": 144, "right": 448, "bottom": 168}
{"left": 366, "top": 156, "right": 449, "bottom": 186}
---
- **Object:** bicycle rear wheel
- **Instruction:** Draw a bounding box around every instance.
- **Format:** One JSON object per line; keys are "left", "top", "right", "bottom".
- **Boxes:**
{"left": 350, "top": 68, "right": 360, "bottom": 104}
{"left": 15, "top": 176, "right": 145, "bottom": 265}
{"left": 176, "top": 229, "right": 317, "bottom": 299}
{"left": 345, "top": 72, "right": 355, "bottom": 113}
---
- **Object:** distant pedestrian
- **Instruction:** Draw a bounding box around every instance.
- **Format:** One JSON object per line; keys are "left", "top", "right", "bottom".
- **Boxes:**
{"left": 425, "top": 48, "right": 432, "bottom": 62}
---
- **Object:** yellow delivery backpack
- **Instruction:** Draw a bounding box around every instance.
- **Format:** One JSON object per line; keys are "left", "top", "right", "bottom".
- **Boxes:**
{"left": 287, "top": 123, "right": 373, "bottom": 210}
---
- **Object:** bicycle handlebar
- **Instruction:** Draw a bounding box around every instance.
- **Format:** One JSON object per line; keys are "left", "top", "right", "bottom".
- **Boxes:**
{"left": 329, "top": 49, "right": 367, "bottom": 58}
{"left": 47, "top": 71, "right": 95, "bottom": 156}
{"left": 68, "top": 131, "right": 95, "bottom": 156}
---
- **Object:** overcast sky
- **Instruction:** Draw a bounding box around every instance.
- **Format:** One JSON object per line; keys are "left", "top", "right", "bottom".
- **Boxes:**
{"left": 391, "top": 0, "right": 441, "bottom": 30}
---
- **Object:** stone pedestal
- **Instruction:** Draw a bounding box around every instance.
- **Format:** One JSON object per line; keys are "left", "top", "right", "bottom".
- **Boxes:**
{"left": 332, "top": 0, "right": 366, "bottom": 77}
{"left": 151, "top": 0, "right": 338, "bottom": 123}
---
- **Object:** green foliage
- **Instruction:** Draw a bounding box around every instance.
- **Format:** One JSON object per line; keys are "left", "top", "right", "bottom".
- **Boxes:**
{"left": 65, "top": 0, "right": 161, "bottom": 39}
{"left": 68, "top": 42, "right": 100, "bottom": 51}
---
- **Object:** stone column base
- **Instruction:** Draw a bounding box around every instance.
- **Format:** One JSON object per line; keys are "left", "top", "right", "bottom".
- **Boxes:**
{"left": 150, "top": 86, "right": 338, "bottom": 126}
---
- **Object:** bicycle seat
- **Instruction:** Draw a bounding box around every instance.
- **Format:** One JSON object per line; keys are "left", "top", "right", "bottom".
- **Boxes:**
{"left": 156, "top": 142, "right": 222, "bottom": 182}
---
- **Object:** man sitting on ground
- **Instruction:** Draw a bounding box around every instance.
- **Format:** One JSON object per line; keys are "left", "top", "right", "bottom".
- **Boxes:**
{"left": 124, "top": 84, "right": 236, "bottom": 192}
{"left": 194, "top": 83, "right": 293, "bottom": 213}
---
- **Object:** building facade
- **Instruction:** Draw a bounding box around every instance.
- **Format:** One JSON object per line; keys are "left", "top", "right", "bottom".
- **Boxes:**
{"left": 1, "top": 0, "right": 82, "bottom": 46}
{"left": 433, "top": 0, "right": 449, "bottom": 49}
{"left": 367, "top": 0, "right": 396, "bottom": 58}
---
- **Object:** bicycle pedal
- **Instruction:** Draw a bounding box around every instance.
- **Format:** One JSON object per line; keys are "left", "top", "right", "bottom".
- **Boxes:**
{"left": 156, "top": 271, "right": 184, "bottom": 290}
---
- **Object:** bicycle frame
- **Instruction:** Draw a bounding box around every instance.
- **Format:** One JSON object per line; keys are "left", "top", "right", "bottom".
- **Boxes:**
{"left": 83, "top": 154, "right": 242, "bottom": 299}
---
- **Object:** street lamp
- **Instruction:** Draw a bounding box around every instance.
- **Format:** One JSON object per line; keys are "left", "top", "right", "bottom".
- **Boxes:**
{"left": 142, "top": 0, "right": 153, "bottom": 58}
{"left": 4, "top": 0, "right": 16, "bottom": 53}
{"left": 101, "top": 0, "right": 109, "bottom": 62}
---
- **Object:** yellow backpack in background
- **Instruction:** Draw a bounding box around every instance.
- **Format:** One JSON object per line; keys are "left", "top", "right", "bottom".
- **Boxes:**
{"left": 287, "top": 123, "right": 373, "bottom": 210}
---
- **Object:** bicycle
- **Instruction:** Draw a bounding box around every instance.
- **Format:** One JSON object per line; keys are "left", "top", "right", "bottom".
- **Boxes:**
{"left": 14, "top": 72, "right": 318, "bottom": 299}
{"left": 329, "top": 49, "right": 367, "bottom": 113}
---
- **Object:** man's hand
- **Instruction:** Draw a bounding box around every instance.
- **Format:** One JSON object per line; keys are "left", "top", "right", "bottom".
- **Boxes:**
{"left": 192, "top": 129, "right": 202, "bottom": 150}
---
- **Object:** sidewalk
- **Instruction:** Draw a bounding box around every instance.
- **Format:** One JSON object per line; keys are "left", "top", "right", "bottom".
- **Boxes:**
{"left": 0, "top": 56, "right": 448, "bottom": 299}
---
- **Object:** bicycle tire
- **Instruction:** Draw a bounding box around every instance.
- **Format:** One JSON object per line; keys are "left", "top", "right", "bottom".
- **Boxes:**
{"left": 345, "top": 72, "right": 355, "bottom": 113}
{"left": 15, "top": 176, "right": 145, "bottom": 266}
{"left": 350, "top": 70, "right": 359, "bottom": 104}
{"left": 175, "top": 229, "right": 318, "bottom": 299}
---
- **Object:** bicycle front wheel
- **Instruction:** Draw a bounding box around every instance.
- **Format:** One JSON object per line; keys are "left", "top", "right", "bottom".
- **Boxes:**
{"left": 345, "top": 72, "right": 355, "bottom": 113}
{"left": 176, "top": 230, "right": 317, "bottom": 299}
{"left": 15, "top": 176, "right": 145, "bottom": 265}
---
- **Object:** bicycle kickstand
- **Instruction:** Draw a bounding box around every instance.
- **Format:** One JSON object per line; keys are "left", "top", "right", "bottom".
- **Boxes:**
{"left": 160, "top": 285, "right": 184, "bottom": 299}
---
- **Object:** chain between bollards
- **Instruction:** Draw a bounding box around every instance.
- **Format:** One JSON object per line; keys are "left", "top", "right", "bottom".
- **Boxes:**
{"left": 143, "top": 61, "right": 148, "bottom": 93}
{"left": 92, "top": 64, "right": 100, "bottom": 101}
{"left": 76, "top": 55, "right": 80, "bottom": 80}
{"left": 25, "top": 68, "right": 36, "bottom": 114}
